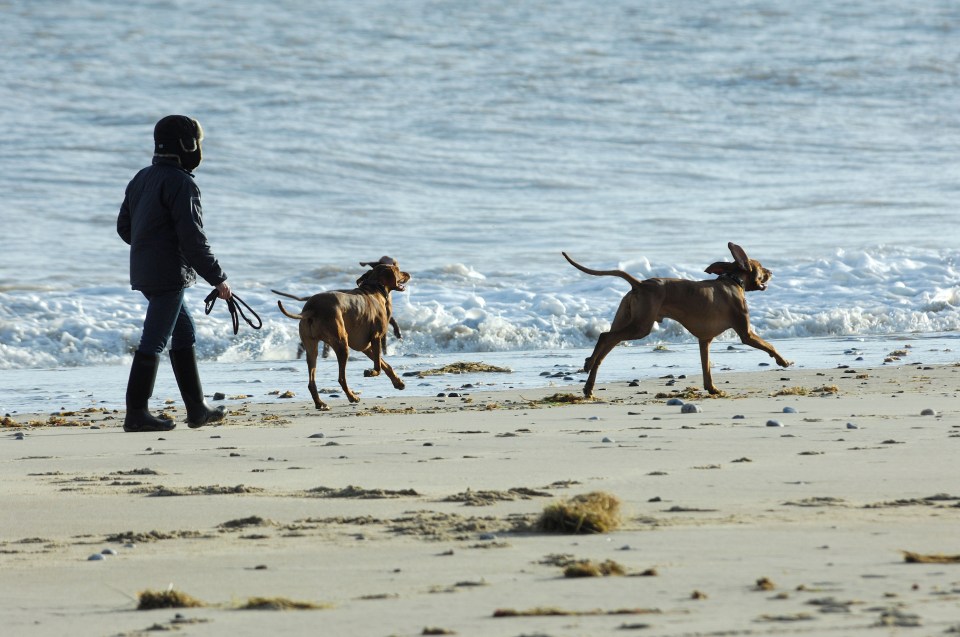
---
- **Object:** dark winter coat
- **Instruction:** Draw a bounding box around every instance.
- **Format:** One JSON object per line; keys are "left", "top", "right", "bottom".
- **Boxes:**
{"left": 117, "top": 157, "right": 227, "bottom": 292}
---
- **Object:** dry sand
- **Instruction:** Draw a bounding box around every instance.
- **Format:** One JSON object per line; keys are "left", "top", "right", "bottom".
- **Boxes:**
{"left": 2, "top": 361, "right": 959, "bottom": 636}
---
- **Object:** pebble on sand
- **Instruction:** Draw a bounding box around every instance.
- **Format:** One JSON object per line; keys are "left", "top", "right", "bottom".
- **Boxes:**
{"left": 681, "top": 403, "right": 701, "bottom": 414}
{"left": 666, "top": 398, "right": 684, "bottom": 406}
{"left": 846, "top": 422, "right": 859, "bottom": 429}
{"left": 782, "top": 407, "right": 797, "bottom": 413}
{"left": 920, "top": 408, "right": 936, "bottom": 416}
{"left": 766, "top": 420, "right": 784, "bottom": 427}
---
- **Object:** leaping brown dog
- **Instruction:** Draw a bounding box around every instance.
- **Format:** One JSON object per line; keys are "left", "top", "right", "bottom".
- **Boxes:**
{"left": 275, "top": 262, "right": 410, "bottom": 410}
{"left": 563, "top": 242, "right": 791, "bottom": 397}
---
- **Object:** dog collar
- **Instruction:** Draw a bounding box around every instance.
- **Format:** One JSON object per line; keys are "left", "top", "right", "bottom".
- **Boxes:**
{"left": 360, "top": 282, "right": 390, "bottom": 297}
{"left": 719, "top": 272, "right": 744, "bottom": 288}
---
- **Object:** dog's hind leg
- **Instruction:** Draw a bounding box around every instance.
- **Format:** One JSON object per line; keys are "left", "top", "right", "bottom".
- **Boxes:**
{"left": 582, "top": 331, "right": 623, "bottom": 398}
{"left": 302, "top": 339, "right": 328, "bottom": 411}
{"left": 582, "top": 293, "right": 657, "bottom": 398}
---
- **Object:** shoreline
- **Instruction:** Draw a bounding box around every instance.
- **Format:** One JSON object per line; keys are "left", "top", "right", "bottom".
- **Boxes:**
{"left": 2, "top": 363, "right": 959, "bottom": 636}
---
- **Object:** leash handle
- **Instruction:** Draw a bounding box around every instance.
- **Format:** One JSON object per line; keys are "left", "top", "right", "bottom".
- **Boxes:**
{"left": 204, "top": 288, "right": 219, "bottom": 316}
{"left": 204, "top": 289, "right": 262, "bottom": 335}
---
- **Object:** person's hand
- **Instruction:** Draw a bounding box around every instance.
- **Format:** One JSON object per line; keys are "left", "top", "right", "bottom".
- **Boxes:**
{"left": 216, "top": 281, "right": 233, "bottom": 300}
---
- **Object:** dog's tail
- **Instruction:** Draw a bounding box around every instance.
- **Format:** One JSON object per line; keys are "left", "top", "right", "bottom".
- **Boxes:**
{"left": 277, "top": 300, "right": 303, "bottom": 320}
{"left": 562, "top": 252, "right": 645, "bottom": 288}
{"left": 271, "top": 289, "right": 311, "bottom": 302}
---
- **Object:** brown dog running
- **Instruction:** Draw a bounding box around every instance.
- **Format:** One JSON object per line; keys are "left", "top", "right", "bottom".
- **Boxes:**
{"left": 563, "top": 242, "right": 791, "bottom": 397}
{"left": 275, "top": 262, "right": 410, "bottom": 410}
{"left": 276, "top": 257, "right": 405, "bottom": 360}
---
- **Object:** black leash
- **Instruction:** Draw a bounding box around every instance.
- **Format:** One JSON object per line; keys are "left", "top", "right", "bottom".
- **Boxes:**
{"left": 204, "top": 289, "right": 263, "bottom": 335}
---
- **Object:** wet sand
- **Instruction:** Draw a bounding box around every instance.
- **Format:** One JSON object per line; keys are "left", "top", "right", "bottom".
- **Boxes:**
{"left": 2, "top": 362, "right": 959, "bottom": 636}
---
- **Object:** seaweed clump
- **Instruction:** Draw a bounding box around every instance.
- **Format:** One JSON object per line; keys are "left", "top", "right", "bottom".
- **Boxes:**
{"left": 902, "top": 551, "right": 960, "bottom": 564}
{"left": 136, "top": 589, "right": 205, "bottom": 610}
{"left": 238, "top": 597, "right": 330, "bottom": 610}
{"left": 536, "top": 491, "right": 622, "bottom": 534}
{"left": 563, "top": 559, "right": 626, "bottom": 578}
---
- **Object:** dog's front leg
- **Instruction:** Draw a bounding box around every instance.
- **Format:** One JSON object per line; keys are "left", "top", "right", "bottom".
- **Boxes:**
{"left": 737, "top": 329, "right": 792, "bottom": 368}
{"left": 698, "top": 339, "right": 722, "bottom": 395}
{"left": 332, "top": 345, "right": 360, "bottom": 403}
{"left": 363, "top": 337, "right": 383, "bottom": 378}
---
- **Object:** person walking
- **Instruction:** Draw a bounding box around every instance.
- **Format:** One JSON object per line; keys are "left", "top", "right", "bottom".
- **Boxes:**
{"left": 117, "top": 115, "right": 231, "bottom": 432}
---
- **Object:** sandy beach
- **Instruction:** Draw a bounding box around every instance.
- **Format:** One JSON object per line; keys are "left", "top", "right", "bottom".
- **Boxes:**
{"left": 2, "top": 360, "right": 959, "bottom": 636}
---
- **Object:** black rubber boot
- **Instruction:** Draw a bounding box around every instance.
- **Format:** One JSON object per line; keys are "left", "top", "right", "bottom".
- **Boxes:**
{"left": 170, "top": 346, "right": 225, "bottom": 428}
{"left": 124, "top": 352, "right": 176, "bottom": 432}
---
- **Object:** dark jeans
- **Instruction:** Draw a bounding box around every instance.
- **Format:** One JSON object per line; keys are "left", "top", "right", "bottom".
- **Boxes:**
{"left": 137, "top": 288, "right": 196, "bottom": 355}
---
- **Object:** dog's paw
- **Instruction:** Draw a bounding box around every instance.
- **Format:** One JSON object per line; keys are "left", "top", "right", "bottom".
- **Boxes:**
{"left": 363, "top": 368, "right": 381, "bottom": 378}
{"left": 393, "top": 380, "right": 405, "bottom": 390}
{"left": 314, "top": 402, "right": 330, "bottom": 411}
{"left": 777, "top": 359, "right": 793, "bottom": 368}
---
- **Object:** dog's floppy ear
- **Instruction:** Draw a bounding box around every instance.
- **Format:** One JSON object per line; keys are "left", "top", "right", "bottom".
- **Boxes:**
{"left": 360, "top": 256, "right": 398, "bottom": 268}
{"left": 705, "top": 261, "right": 738, "bottom": 276}
{"left": 728, "top": 243, "right": 751, "bottom": 271}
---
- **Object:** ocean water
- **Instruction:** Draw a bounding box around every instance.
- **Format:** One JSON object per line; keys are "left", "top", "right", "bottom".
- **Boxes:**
{"left": 2, "top": 0, "right": 959, "bottom": 413}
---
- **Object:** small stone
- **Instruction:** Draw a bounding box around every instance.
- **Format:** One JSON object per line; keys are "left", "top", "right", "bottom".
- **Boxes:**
{"left": 478, "top": 533, "right": 497, "bottom": 541}
{"left": 920, "top": 408, "right": 936, "bottom": 416}
{"left": 87, "top": 553, "right": 105, "bottom": 561}
{"left": 766, "top": 420, "right": 784, "bottom": 427}
{"left": 436, "top": 392, "right": 447, "bottom": 397}
{"left": 101, "top": 548, "right": 118, "bottom": 556}
{"left": 447, "top": 392, "right": 460, "bottom": 398}
{"left": 13, "top": 432, "right": 25, "bottom": 440}
{"left": 681, "top": 403, "right": 701, "bottom": 414}
{"left": 423, "top": 442, "right": 433, "bottom": 447}
{"left": 212, "top": 392, "right": 226, "bottom": 401}
{"left": 308, "top": 433, "right": 325, "bottom": 439}
{"left": 732, "top": 414, "right": 745, "bottom": 420}
{"left": 628, "top": 380, "right": 640, "bottom": 387}
{"left": 846, "top": 422, "right": 859, "bottom": 429}
{"left": 602, "top": 437, "right": 614, "bottom": 443}
{"left": 666, "top": 398, "right": 684, "bottom": 406}
{"left": 588, "top": 416, "right": 600, "bottom": 421}
{"left": 782, "top": 407, "right": 797, "bottom": 414}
